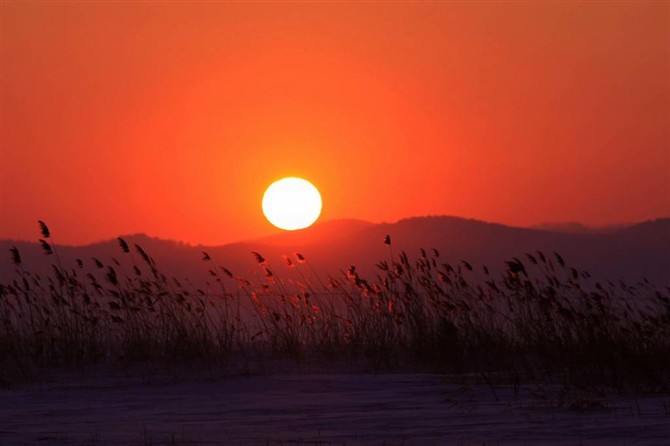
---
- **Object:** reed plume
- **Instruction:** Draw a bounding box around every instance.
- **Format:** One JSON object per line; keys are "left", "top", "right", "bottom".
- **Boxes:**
{"left": 9, "top": 246, "right": 21, "bottom": 265}
{"left": 38, "top": 220, "right": 50, "bottom": 238}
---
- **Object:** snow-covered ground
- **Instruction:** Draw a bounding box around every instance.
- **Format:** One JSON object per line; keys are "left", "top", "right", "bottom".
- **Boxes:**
{"left": 2, "top": 367, "right": 669, "bottom": 445}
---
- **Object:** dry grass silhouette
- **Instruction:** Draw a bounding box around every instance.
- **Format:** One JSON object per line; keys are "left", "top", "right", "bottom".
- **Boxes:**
{"left": 1, "top": 221, "right": 669, "bottom": 394}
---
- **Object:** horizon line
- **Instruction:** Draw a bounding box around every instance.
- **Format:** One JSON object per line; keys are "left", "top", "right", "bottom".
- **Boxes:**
{"left": 1, "top": 214, "right": 668, "bottom": 248}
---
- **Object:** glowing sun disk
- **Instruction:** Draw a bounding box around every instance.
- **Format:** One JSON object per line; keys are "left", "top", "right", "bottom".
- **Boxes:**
{"left": 262, "top": 177, "right": 322, "bottom": 230}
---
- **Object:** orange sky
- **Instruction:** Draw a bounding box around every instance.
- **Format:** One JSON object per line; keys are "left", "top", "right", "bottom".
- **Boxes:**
{"left": 1, "top": 1, "right": 668, "bottom": 245}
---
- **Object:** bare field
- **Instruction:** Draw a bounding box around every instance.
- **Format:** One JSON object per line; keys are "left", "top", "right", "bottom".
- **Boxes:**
{"left": 2, "top": 367, "right": 669, "bottom": 446}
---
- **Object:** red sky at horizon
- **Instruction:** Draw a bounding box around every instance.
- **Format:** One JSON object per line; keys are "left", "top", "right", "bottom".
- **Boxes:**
{"left": 1, "top": 2, "right": 668, "bottom": 246}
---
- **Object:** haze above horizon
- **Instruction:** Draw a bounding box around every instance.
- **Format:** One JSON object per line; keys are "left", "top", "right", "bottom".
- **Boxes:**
{"left": 1, "top": 2, "right": 668, "bottom": 246}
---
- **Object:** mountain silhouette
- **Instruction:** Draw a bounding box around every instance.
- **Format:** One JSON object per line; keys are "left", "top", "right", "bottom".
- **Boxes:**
{"left": 1, "top": 216, "right": 668, "bottom": 286}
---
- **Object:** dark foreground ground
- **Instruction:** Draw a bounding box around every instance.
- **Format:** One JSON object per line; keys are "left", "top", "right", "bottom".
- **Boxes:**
{"left": 2, "top": 365, "right": 668, "bottom": 446}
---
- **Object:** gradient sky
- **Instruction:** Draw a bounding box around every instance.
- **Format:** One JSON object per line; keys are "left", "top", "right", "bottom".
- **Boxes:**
{"left": 1, "top": 1, "right": 668, "bottom": 245}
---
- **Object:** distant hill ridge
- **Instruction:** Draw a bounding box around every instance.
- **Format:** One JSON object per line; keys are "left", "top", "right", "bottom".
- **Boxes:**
{"left": 1, "top": 216, "right": 668, "bottom": 285}
{"left": 531, "top": 222, "right": 624, "bottom": 234}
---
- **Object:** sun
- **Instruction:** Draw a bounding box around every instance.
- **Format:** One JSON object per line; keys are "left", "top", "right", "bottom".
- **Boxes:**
{"left": 262, "top": 177, "right": 322, "bottom": 230}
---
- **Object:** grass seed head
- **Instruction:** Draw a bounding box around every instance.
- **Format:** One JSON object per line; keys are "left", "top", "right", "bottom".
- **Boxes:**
{"left": 9, "top": 246, "right": 21, "bottom": 265}
{"left": 38, "top": 220, "right": 50, "bottom": 238}
{"left": 117, "top": 237, "right": 130, "bottom": 253}
{"left": 39, "top": 239, "right": 53, "bottom": 256}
